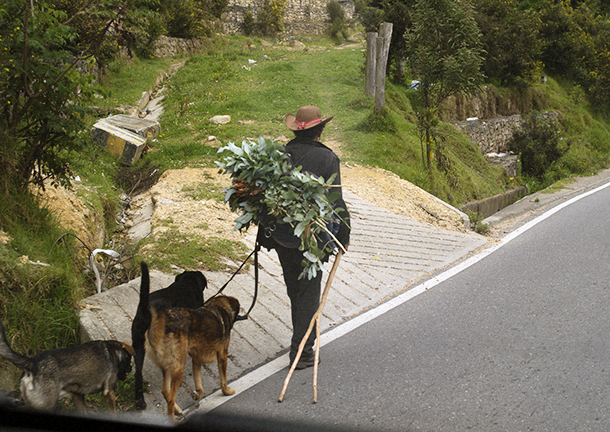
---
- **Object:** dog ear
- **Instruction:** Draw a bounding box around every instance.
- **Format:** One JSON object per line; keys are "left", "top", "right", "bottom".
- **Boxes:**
{"left": 228, "top": 297, "right": 240, "bottom": 315}
{"left": 121, "top": 342, "right": 136, "bottom": 356}
{"left": 198, "top": 273, "right": 208, "bottom": 291}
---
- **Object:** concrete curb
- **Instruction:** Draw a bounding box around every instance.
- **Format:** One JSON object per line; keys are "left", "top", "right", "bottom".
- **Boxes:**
{"left": 484, "top": 168, "right": 610, "bottom": 229}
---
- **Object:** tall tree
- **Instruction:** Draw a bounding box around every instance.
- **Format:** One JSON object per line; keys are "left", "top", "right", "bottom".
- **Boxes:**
{"left": 471, "top": 0, "right": 543, "bottom": 86}
{"left": 0, "top": 0, "right": 157, "bottom": 191}
{"left": 537, "top": 0, "right": 588, "bottom": 81}
{"left": 584, "top": 5, "right": 610, "bottom": 108}
{"left": 536, "top": 0, "right": 609, "bottom": 107}
{"left": 405, "top": 0, "right": 484, "bottom": 168}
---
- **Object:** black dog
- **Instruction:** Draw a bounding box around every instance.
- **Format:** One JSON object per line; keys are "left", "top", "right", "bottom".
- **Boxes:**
{"left": 132, "top": 262, "right": 207, "bottom": 410}
{"left": 0, "top": 319, "right": 134, "bottom": 413}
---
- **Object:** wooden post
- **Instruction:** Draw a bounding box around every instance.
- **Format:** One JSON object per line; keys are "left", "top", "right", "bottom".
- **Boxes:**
{"left": 365, "top": 32, "right": 377, "bottom": 97}
{"left": 379, "top": 21, "right": 393, "bottom": 41}
{"left": 374, "top": 36, "right": 389, "bottom": 115}
{"left": 374, "top": 22, "right": 393, "bottom": 115}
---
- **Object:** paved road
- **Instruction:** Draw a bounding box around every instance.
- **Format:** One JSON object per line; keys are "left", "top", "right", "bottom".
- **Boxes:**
{"left": 79, "top": 191, "right": 487, "bottom": 420}
{"left": 78, "top": 168, "right": 610, "bottom": 425}
{"left": 193, "top": 179, "right": 610, "bottom": 431}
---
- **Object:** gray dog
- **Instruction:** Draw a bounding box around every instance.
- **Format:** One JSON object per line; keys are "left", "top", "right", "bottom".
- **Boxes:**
{"left": 0, "top": 319, "right": 134, "bottom": 413}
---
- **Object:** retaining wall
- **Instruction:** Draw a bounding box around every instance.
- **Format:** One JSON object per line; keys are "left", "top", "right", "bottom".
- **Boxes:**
{"left": 453, "top": 111, "right": 559, "bottom": 155}
{"left": 153, "top": 36, "right": 207, "bottom": 58}
{"left": 454, "top": 115, "right": 523, "bottom": 155}
{"left": 460, "top": 186, "right": 527, "bottom": 219}
{"left": 222, "top": 0, "right": 355, "bottom": 34}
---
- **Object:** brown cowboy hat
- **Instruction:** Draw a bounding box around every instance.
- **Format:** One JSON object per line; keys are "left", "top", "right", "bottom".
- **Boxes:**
{"left": 285, "top": 106, "right": 333, "bottom": 131}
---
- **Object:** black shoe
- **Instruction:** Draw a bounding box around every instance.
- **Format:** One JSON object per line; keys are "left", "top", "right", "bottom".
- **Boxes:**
{"left": 294, "top": 356, "right": 320, "bottom": 370}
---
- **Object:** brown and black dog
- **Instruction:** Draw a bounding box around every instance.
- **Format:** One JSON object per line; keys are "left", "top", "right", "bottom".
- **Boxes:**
{"left": 0, "top": 319, "right": 134, "bottom": 413}
{"left": 143, "top": 291, "right": 241, "bottom": 421}
{"left": 132, "top": 262, "right": 207, "bottom": 410}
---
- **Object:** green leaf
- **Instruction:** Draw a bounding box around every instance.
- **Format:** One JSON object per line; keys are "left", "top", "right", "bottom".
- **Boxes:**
{"left": 215, "top": 136, "right": 344, "bottom": 279}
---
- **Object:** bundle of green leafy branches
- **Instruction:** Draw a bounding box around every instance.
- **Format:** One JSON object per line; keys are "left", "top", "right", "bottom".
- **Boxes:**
{"left": 216, "top": 137, "right": 343, "bottom": 280}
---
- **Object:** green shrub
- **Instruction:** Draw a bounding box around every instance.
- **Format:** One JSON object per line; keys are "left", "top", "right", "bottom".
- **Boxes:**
{"left": 256, "top": 0, "right": 287, "bottom": 36}
{"left": 327, "top": 0, "right": 348, "bottom": 41}
{"left": 508, "top": 113, "right": 568, "bottom": 179}
{"left": 465, "top": 210, "right": 489, "bottom": 234}
{"left": 471, "top": 0, "right": 543, "bottom": 86}
{"left": 132, "top": 14, "right": 166, "bottom": 59}
{"left": 243, "top": 10, "right": 256, "bottom": 36}
{"left": 161, "top": 0, "right": 228, "bottom": 39}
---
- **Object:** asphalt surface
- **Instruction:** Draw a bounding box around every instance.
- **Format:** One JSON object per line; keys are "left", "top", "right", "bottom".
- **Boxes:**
{"left": 482, "top": 168, "right": 610, "bottom": 233}
{"left": 201, "top": 179, "right": 610, "bottom": 432}
{"left": 77, "top": 168, "right": 610, "bottom": 423}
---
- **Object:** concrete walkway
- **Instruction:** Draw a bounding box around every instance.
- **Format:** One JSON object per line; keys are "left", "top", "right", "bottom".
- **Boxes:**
{"left": 78, "top": 191, "right": 487, "bottom": 420}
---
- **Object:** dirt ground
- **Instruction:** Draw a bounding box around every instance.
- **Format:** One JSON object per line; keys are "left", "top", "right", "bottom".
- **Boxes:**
{"left": 35, "top": 143, "right": 469, "bottom": 261}
{"left": 341, "top": 164, "right": 468, "bottom": 231}
{"left": 127, "top": 155, "right": 468, "bottom": 251}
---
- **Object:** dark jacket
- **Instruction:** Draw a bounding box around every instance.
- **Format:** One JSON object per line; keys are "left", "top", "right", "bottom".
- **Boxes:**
{"left": 285, "top": 137, "right": 350, "bottom": 248}
{"left": 257, "top": 136, "right": 351, "bottom": 251}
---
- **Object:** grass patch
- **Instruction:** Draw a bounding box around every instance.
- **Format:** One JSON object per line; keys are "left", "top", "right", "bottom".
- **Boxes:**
{"left": 540, "top": 177, "right": 577, "bottom": 194}
{"left": 0, "top": 188, "right": 83, "bottom": 384}
{"left": 68, "top": 145, "right": 126, "bottom": 236}
{"left": 182, "top": 181, "right": 226, "bottom": 202}
{"left": 84, "top": 372, "right": 138, "bottom": 412}
{"left": 137, "top": 229, "right": 249, "bottom": 273}
{"left": 159, "top": 40, "right": 368, "bottom": 151}
{"left": 95, "top": 56, "right": 175, "bottom": 110}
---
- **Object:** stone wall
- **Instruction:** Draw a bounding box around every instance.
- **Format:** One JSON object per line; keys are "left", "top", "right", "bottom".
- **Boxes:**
{"left": 153, "top": 36, "right": 207, "bottom": 58}
{"left": 453, "top": 111, "right": 558, "bottom": 178}
{"left": 454, "top": 115, "right": 523, "bottom": 155}
{"left": 453, "top": 111, "right": 559, "bottom": 155}
{"left": 222, "top": 0, "right": 355, "bottom": 34}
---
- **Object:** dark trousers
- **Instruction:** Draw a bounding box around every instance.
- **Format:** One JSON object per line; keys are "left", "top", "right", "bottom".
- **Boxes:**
{"left": 275, "top": 244, "right": 322, "bottom": 361}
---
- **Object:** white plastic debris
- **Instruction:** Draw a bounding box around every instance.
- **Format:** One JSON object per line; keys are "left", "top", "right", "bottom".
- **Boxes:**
{"left": 90, "top": 249, "right": 120, "bottom": 293}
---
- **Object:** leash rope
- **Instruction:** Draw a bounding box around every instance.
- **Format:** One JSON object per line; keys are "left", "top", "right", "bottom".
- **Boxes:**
{"left": 205, "top": 242, "right": 260, "bottom": 321}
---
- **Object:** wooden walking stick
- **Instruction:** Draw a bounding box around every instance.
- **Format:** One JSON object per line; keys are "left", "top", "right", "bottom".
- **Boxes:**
{"left": 313, "top": 308, "right": 321, "bottom": 403}
{"left": 278, "top": 250, "right": 344, "bottom": 403}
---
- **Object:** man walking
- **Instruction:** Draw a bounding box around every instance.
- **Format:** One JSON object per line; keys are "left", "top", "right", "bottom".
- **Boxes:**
{"left": 258, "top": 105, "right": 350, "bottom": 369}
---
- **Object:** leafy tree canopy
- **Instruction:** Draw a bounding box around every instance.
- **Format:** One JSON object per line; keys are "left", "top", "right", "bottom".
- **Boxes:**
{"left": 405, "top": 0, "right": 485, "bottom": 108}
{"left": 0, "top": 0, "right": 158, "bottom": 191}
{"left": 471, "top": 0, "right": 543, "bottom": 86}
{"left": 404, "top": 0, "right": 485, "bottom": 168}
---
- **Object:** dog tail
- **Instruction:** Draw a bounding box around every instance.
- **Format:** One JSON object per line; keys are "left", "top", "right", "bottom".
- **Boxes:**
{"left": 139, "top": 261, "right": 151, "bottom": 315}
{"left": 0, "top": 319, "right": 34, "bottom": 372}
